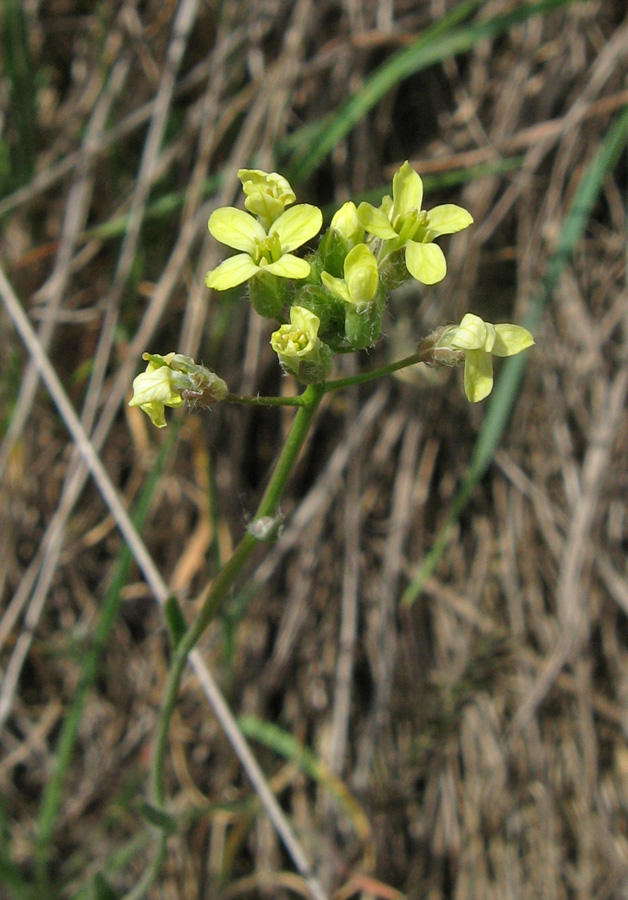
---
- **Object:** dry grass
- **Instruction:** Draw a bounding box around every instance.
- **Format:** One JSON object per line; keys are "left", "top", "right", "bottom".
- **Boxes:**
{"left": 1, "top": 1, "right": 628, "bottom": 898}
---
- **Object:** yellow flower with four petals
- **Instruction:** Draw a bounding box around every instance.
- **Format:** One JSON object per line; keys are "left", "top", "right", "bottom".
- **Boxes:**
{"left": 358, "top": 160, "right": 473, "bottom": 285}
{"left": 205, "top": 204, "right": 323, "bottom": 291}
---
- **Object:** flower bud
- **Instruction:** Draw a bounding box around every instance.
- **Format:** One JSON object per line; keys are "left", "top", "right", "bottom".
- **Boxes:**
{"left": 238, "top": 169, "right": 296, "bottom": 228}
{"left": 246, "top": 514, "right": 285, "bottom": 542}
{"left": 317, "top": 201, "right": 365, "bottom": 277}
{"left": 320, "top": 244, "right": 385, "bottom": 350}
{"left": 270, "top": 306, "right": 332, "bottom": 384}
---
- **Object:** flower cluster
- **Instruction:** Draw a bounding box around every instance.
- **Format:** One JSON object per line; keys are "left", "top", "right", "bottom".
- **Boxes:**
{"left": 129, "top": 164, "right": 534, "bottom": 424}
{"left": 202, "top": 163, "right": 475, "bottom": 370}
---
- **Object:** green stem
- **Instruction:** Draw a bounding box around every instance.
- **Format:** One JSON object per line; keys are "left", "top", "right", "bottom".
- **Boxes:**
{"left": 224, "top": 351, "right": 427, "bottom": 409}
{"left": 150, "top": 383, "right": 325, "bottom": 808}
{"left": 139, "top": 348, "right": 427, "bottom": 895}
{"left": 224, "top": 392, "right": 306, "bottom": 407}
{"left": 132, "top": 347, "right": 428, "bottom": 898}
{"left": 322, "top": 351, "right": 424, "bottom": 392}
{"left": 121, "top": 835, "right": 168, "bottom": 900}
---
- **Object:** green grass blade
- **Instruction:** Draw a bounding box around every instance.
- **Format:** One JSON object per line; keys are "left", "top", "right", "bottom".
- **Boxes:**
{"left": 401, "top": 102, "right": 628, "bottom": 606}
{"left": 278, "top": 0, "right": 485, "bottom": 163}
{"left": 238, "top": 715, "right": 373, "bottom": 846}
{"left": 86, "top": 161, "right": 520, "bottom": 247}
{"left": 1, "top": 0, "right": 37, "bottom": 190}
{"left": 285, "top": 0, "right": 586, "bottom": 182}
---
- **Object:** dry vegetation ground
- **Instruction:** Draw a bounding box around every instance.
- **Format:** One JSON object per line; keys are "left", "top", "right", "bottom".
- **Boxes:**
{"left": 1, "top": 1, "right": 628, "bottom": 898}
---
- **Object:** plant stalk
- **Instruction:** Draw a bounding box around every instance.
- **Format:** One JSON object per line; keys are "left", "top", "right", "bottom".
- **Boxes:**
{"left": 150, "top": 382, "right": 325, "bottom": 807}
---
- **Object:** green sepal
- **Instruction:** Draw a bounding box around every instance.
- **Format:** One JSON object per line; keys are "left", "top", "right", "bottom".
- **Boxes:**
{"left": 316, "top": 227, "right": 349, "bottom": 278}
{"left": 344, "top": 304, "right": 382, "bottom": 350}
{"left": 304, "top": 251, "right": 325, "bottom": 283}
{"left": 137, "top": 801, "right": 178, "bottom": 835}
{"left": 294, "top": 283, "right": 345, "bottom": 342}
{"left": 248, "top": 271, "right": 289, "bottom": 319}
{"left": 343, "top": 284, "right": 387, "bottom": 351}
{"left": 378, "top": 246, "right": 411, "bottom": 291}
{"left": 164, "top": 595, "right": 187, "bottom": 650}
{"left": 283, "top": 342, "right": 333, "bottom": 384}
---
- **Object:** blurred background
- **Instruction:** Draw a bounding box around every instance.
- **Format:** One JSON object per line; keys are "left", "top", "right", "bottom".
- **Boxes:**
{"left": 1, "top": 1, "right": 628, "bottom": 898}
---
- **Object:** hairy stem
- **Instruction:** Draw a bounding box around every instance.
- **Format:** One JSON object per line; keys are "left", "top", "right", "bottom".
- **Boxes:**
{"left": 225, "top": 392, "right": 307, "bottom": 407}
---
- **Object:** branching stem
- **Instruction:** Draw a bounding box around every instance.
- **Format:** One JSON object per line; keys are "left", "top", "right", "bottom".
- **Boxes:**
{"left": 144, "top": 351, "right": 428, "bottom": 895}
{"left": 322, "top": 351, "right": 424, "bottom": 392}
{"left": 224, "top": 351, "right": 426, "bottom": 408}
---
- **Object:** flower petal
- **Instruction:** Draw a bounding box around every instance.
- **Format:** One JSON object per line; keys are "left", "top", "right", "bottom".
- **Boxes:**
{"left": 140, "top": 402, "right": 168, "bottom": 428}
{"left": 405, "top": 241, "right": 447, "bottom": 285}
{"left": 492, "top": 324, "right": 535, "bottom": 357}
{"left": 129, "top": 365, "right": 184, "bottom": 428}
{"left": 426, "top": 204, "right": 474, "bottom": 237}
{"left": 264, "top": 254, "right": 311, "bottom": 279}
{"left": 464, "top": 349, "right": 494, "bottom": 402}
{"left": 357, "top": 202, "right": 398, "bottom": 239}
{"left": 392, "top": 161, "right": 423, "bottom": 218}
{"left": 208, "top": 207, "right": 265, "bottom": 251}
{"left": 205, "top": 254, "right": 259, "bottom": 290}
{"left": 129, "top": 367, "right": 183, "bottom": 407}
{"left": 451, "top": 313, "right": 494, "bottom": 351}
{"left": 271, "top": 204, "right": 323, "bottom": 252}
{"left": 321, "top": 270, "right": 351, "bottom": 303}
{"left": 344, "top": 243, "right": 379, "bottom": 304}
{"left": 330, "top": 201, "right": 363, "bottom": 246}
{"left": 289, "top": 305, "right": 321, "bottom": 343}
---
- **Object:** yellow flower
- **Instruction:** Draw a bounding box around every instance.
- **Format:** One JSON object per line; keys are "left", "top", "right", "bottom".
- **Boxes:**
{"left": 436, "top": 313, "right": 534, "bottom": 402}
{"left": 328, "top": 201, "right": 364, "bottom": 249}
{"left": 129, "top": 352, "right": 228, "bottom": 427}
{"left": 205, "top": 204, "right": 323, "bottom": 291}
{"left": 358, "top": 161, "right": 473, "bottom": 285}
